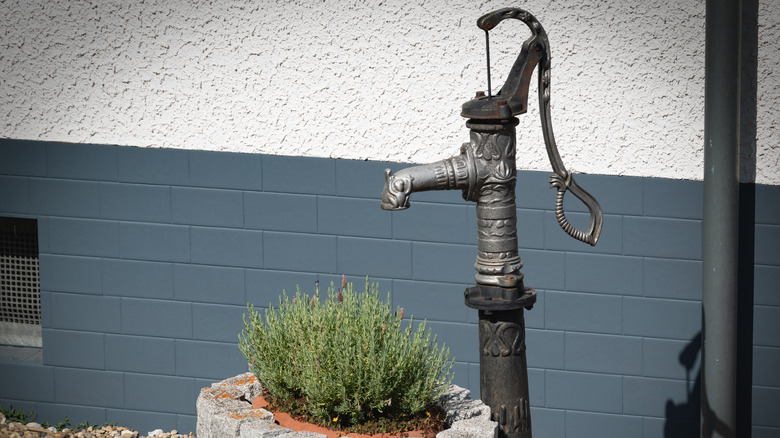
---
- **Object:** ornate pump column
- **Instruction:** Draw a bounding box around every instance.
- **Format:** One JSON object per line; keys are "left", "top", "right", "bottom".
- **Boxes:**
{"left": 381, "top": 8, "right": 603, "bottom": 438}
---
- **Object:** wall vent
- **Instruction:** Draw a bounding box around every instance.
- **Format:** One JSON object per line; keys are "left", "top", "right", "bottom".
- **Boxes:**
{"left": 0, "top": 217, "right": 41, "bottom": 347}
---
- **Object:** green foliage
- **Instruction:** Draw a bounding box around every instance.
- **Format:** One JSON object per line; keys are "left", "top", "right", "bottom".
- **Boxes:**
{"left": 239, "top": 277, "right": 454, "bottom": 429}
{"left": 41, "top": 416, "right": 71, "bottom": 431}
{"left": 0, "top": 404, "right": 36, "bottom": 424}
{"left": 0, "top": 404, "right": 103, "bottom": 431}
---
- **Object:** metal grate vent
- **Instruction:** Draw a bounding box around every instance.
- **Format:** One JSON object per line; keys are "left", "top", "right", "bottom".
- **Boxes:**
{"left": 0, "top": 217, "right": 41, "bottom": 347}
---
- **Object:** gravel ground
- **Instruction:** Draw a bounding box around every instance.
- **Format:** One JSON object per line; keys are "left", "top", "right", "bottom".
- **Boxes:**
{"left": 0, "top": 413, "right": 194, "bottom": 438}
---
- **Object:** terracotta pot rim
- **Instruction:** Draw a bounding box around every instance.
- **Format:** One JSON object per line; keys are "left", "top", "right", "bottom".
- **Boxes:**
{"left": 251, "top": 395, "right": 434, "bottom": 438}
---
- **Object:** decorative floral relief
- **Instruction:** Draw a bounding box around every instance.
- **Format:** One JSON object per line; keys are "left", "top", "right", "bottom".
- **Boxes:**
{"left": 492, "top": 399, "right": 531, "bottom": 434}
{"left": 492, "top": 161, "right": 513, "bottom": 181}
{"left": 474, "top": 134, "right": 502, "bottom": 161}
{"left": 479, "top": 320, "right": 525, "bottom": 357}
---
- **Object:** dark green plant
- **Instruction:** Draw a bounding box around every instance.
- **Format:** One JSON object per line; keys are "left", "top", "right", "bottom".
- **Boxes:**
{"left": 239, "top": 277, "right": 454, "bottom": 429}
{"left": 0, "top": 404, "right": 37, "bottom": 424}
{"left": 0, "top": 404, "right": 104, "bottom": 431}
{"left": 41, "top": 415, "right": 71, "bottom": 431}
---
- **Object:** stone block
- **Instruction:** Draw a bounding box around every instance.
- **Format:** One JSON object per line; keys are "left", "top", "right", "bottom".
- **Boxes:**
{"left": 565, "top": 411, "right": 643, "bottom": 438}
{"left": 172, "top": 187, "right": 243, "bottom": 228}
{"left": 449, "top": 418, "right": 498, "bottom": 437}
{"left": 337, "top": 237, "right": 412, "bottom": 280}
{"left": 212, "top": 373, "right": 264, "bottom": 401}
{"left": 174, "top": 264, "right": 245, "bottom": 305}
{"left": 392, "top": 203, "right": 472, "bottom": 244}
{"left": 49, "top": 292, "right": 120, "bottom": 333}
{"left": 0, "top": 175, "right": 29, "bottom": 213}
{"left": 30, "top": 178, "right": 100, "bottom": 218}
{"left": 124, "top": 374, "right": 198, "bottom": 415}
{"left": 263, "top": 232, "right": 336, "bottom": 273}
{"left": 276, "top": 433, "right": 326, "bottom": 438}
{"left": 42, "top": 329, "right": 105, "bottom": 369}
{"left": 118, "top": 222, "right": 190, "bottom": 263}
{"left": 191, "top": 227, "right": 263, "bottom": 268}
{"left": 566, "top": 253, "right": 643, "bottom": 296}
{"left": 0, "top": 363, "right": 55, "bottom": 402}
{"left": 48, "top": 218, "right": 119, "bottom": 258}
{"left": 392, "top": 279, "right": 470, "bottom": 323}
{"left": 517, "top": 249, "right": 565, "bottom": 290}
{"left": 197, "top": 374, "right": 495, "bottom": 438}
{"left": 120, "top": 298, "right": 192, "bottom": 339}
{"left": 623, "top": 216, "right": 702, "bottom": 260}
{"left": 175, "top": 341, "right": 249, "bottom": 379}
{"left": 189, "top": 150, "right": 263, "bottom": 191}
{"left": 411, "top": 242, "right": 477, "bottom": 284}
{"left": 545, "top": 291, "right": 622, "bottom": 335}
{"left": 0, "top": 139, "right": 46, "bottom": 176}
{"left": 117, "top": 147, "right": 189, "bottom": 186}
{"left": 643, "top": 178, "right": 703, "bottom": 219}
{"left": 245, "top": 192, "right": 317, "bottom": 233}
{"left": 756, "top": 224, "right": 780, "bottom": 266}
{"left": 40, "top": 254, "right": 102, "bottom": 295}
{"left": 192, "top": 303, "right": 248, "bottom": 342}
{"left": 99, "top": 182, "right": 171, "bottom": 222}
{"left": 210, "top": 412, "right": 250, "bottom": 437}
{"left": 439, "top": 384, "right": 471, "bottom": 403}
{"left": 335, "top": 159, "right": 398, "bottom": 199}
{"left": 196, "top": 386, "right": 242, "bottom": 438}
{"left": 105, "top": 335, "right": 176, "bottom": 375}
{"left": 238, "top": 420, "right": 293, "bottom": 437}
{"left": 623, "top": 296, "right": 700, "bottom": 340}
{"left": 54, "top": 368, "right": 124, "bottom": 408}
{"left": 546, "top": 370, "right": 623, "bottom": 414}
{"left": 564, "top": 332, "right": 643, "bottom": 375}
{"left": 756, "top": 184, "right": 780, "bottom": 225}
{"left": 101, "top": 259, "right": 174, "bottom": 299}
{"left": 441, "top": 397, "right": 492, "bottom": 424}
{"left": 262, "top": 155, "right": 336, "bottom": 195}
{"left": 46, "top": 142, "right": 117, "bottom": 181}
{"left": 319, "top": 196, "right": 391, "bottom": 238}
{"left": 436, "top": 427, "right": 494, "bottom": 438}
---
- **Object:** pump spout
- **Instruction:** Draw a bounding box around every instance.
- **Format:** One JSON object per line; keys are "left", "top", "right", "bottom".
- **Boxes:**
{"left": 381, "top": 120, "right": 529, "bottom": 290}
{"left": 380, "top": 150, "right": 474, "bottom": 211}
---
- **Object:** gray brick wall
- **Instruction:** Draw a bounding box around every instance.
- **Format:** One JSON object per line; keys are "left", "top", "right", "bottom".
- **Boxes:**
{"left": 0, "top": 139, "right": 778, "bottom": 437}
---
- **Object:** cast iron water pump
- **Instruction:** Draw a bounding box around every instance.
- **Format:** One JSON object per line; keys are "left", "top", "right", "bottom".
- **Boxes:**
{"left": 380, "top": 7, "right": 603, "bottom": 438}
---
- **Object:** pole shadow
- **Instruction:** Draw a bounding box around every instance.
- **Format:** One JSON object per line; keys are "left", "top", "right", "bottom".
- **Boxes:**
{"left": 736, "top": 0, "right": 758, "bottom": 431}
{"left": 663, "top": 332, "right": 702, "bottom": 437}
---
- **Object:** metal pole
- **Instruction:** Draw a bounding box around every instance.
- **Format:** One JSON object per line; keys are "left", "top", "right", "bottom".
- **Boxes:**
{"left": 702, "top": 0, "right": 740, "bottom": 435}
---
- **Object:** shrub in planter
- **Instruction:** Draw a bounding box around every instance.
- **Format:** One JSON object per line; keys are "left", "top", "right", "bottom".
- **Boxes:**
{"left": 238, "top": 277, "right": 454, "bottom": 433}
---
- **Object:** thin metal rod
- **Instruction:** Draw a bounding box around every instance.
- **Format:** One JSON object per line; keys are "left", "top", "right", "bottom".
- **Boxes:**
{"left": 702, "top": 0, "right": 740, "bottom": 435}
{"left": 485, "top": 30, "right": 492, "bottom": 97}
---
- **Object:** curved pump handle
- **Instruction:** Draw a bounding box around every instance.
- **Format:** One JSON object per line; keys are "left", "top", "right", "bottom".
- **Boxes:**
{"left": 477, "top": 8, "right": 545, "bottom": 115}
{"left": 461, "top": 9, "right": 546, "bottom": 119}
{"left": 466, "top": 7, "right": 603, "bottom": 246}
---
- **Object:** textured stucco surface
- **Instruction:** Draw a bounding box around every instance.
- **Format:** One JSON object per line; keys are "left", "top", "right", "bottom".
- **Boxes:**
{"left": 756, "top": 0, "right": 779, "bottom": 185}
{"left": 1, "top": 0, "right": 778, "bottom": 184}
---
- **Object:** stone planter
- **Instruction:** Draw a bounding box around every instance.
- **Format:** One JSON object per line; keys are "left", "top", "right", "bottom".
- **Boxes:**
{"left": 196, "top": 373, "right": 497, "bottom": 438}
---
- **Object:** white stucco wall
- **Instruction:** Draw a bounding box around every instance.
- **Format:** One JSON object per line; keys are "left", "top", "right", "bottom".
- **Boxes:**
{"left": 1, "top": 0, "right": 778, "bottom": 184}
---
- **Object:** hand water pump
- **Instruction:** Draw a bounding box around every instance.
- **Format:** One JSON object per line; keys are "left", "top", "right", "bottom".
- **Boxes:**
{"left": 381, "top": 8, "right": 603, "bottom": 437}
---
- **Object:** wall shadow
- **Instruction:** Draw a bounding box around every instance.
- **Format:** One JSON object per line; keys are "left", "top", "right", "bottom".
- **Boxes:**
{"left": 663, "top": 200, "right": 756, "bottom": 438}
{"left": 736, "top": 0, "right": 758, "bottom": 432}
{"left": 664, "top": 332, "right": 702, "bottom": 437}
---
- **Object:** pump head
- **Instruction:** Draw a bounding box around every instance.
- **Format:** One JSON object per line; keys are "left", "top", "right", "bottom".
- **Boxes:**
{"left": 462, "top": 7, "right": 603, "bottom": 246}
